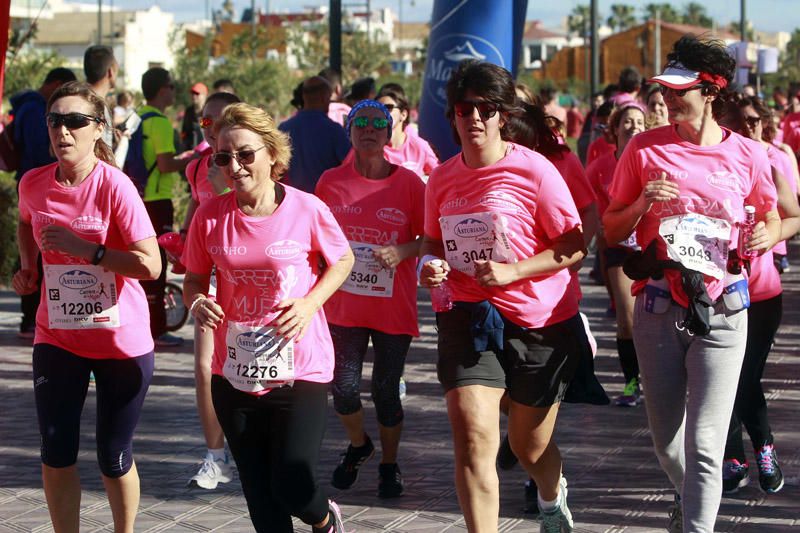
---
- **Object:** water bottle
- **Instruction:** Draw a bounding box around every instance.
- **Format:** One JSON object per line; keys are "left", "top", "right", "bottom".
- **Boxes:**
{"left": 738, "top": 205, "right": 757, "bottom": 261}
{"left": 428, "top": 259, "right": 453, "bottom": 312}
{"left": 723, "top": 248, "right": 750, "bottom": 311}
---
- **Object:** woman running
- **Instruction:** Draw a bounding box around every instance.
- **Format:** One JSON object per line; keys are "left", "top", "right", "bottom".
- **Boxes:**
{"left": 181, "top": 91, "right": 241, "bottom": 489}
{"left": 14, "top": 81, "right": 161, "bottom": 533}
{"left": 587, "top": 102, "right": 647, "bottom": 406}
{"left": 316, "top": 100, "right": 425, "bottom": 498}
{"left": 419, "top": 59, "right": 586, "bottom": 532}
{"left": 603, "top": 36, "right": 780, "bottom": 532}
{"left": 182, "top": 103, "right": 354, "bottom": 533}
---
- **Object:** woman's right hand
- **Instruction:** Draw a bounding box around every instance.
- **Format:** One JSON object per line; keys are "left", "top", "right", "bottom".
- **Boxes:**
{"left": 12, "top": 269, "right": 39, "bottom": 295}
{"left": 191, "top": 296, "right": 225, "bottom": 332}
{"left": 419, "top": 259, "right": 450, "bottom": 288}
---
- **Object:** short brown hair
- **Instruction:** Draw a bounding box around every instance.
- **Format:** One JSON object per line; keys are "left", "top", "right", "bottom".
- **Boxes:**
{"left": 213, "top": 103, "right": 291, "bottom": 181}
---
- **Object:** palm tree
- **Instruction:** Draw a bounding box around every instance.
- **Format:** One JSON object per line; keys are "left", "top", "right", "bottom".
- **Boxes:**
{"left": 607, "top": 4, "right": 637, "bottom": 33}
{"left": 641, "top": 3, "right": 682, "bottom": 24}
{"left": 682, "top": 2, "right": 714, "bottom": 28}
{"left": 567, "top": 4, "right": 592, "bottom": 40}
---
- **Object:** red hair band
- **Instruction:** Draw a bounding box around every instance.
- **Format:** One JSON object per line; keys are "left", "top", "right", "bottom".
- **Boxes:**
{"left": 697, "top": 72, "right": 728, "bottom": 89}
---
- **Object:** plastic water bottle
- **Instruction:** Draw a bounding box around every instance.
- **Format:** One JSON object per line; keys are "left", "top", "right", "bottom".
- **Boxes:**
{"left": 429, "top": 259, "right": 453, "bottom": 312}
{"left": 738, "top": 205, "right": 757, "bottom": 261}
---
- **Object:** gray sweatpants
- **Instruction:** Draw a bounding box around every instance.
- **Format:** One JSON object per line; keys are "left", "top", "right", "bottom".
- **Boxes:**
{"left": 632, "top": 294, "right": 747, "bottom": 533}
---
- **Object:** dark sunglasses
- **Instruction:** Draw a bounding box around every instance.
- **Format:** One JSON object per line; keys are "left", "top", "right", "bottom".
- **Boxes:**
{"left": 200, "top": 117, "right": 214, "bottom": 129}
{"left": 352, "top": 116, "right": 390, "bottom": 129}
{"left": 659, "top": 84, "right": 704, "bottom": 98}
{"left": 383, "top": 103, "right": 402, "bottom": 113}
{"left": 744, "top": 116, "right": 762, "bottom": 129}
{"left": 454, "top": 100, "right": 499, "bottom": 121}
{"left": 212, "top": 145, "right": 267, "bottom": 167}
{"left": 46, "top": 112, "right": 103, "bottom": 130}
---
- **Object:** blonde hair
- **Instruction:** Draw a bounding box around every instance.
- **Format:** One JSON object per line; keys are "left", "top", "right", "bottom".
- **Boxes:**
{"left": 213, "top": 103, "right": 292, "bottom": 181}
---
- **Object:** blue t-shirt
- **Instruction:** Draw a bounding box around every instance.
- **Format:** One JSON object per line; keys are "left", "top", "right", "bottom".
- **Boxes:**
{"left": 279, "top": 110, "right": 350, "bottom": 194}
{"left": 11, "top": 90, "right": 55, "bottom": 181}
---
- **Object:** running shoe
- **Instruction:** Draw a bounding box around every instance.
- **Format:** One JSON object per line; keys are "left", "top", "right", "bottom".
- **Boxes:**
{"left": 327, "top": 500, "right": 346, "bottom": 532}
{"left": 188, "top": 452, "right": 233, "bottom": 489}
{"left": 539, "top": 476, "right": 573, "bottom": 532}
{"left": 497, "top": 434, "right": 519, "bottom": 470}
{"left": 524, "top": 477, "right": 539, "bottom": 516}
{"left": 155, "top": 333, "right": 184, "bottom": 347}
{"left": 667, "top": 494, "right": 682, "bottom": 533}
{"left": 614, "top": 378, "right": 641, "bottom": 407}
{"left": 331, "top": 435, "right": 375, "bottom": 490}
{"left": 377, "top": 463, "right": 404, "bottom": 498}
{"left": 755, "top": 444, "right": 784, "bottom": 493}
{"left": 722, "top": 458, "right": 749, "bottom": 494}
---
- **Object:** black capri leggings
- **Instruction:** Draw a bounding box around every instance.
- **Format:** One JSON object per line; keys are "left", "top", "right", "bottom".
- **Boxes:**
{"left": 211, "top": 377, "right": 330, "bottom": 533}
{"left": 32, "top": 343, "right": 154, "bottom": 478}
{"left": 329, "top": 324, "right": 412, "bottom": 427}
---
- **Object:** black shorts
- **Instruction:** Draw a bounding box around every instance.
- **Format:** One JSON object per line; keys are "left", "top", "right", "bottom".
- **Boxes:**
{"left": 603, "top": 246, "right": 636, "bottom": 269}
{"left": 436, "top": 304, "right": 582, "bottom": 407}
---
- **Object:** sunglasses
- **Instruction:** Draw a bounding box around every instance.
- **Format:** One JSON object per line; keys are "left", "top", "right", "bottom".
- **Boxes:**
{"left": 200, "top": 117, "right": 214, "bottom": 129}
{"left": 454, "top": 100, "right": 499, "bottom": 121}
{"left": 47, "top": 112, "right": 103, "bottom": 130}
{"left": 212, "top": 145, "right": 267, "bottom": 167}
{"left": 744, "top": 116, "right": 762, "bottom": 129}
{"left": 352, "top": 116, "right": 390, "bottom": 129}
{"left": 659, "top": 84, "right": 704, "bottom": 98}
{"left": 383, "top": 103, "right": 401, "bottom": 113}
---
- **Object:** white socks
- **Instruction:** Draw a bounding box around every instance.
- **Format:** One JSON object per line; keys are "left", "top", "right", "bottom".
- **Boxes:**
{"left": 208, "top": 447, "right": 227, "bottom": 463}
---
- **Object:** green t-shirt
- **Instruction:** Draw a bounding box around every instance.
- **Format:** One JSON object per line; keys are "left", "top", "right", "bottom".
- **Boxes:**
{"left": 139, "top": 105, "right": 181, "bottom": 202}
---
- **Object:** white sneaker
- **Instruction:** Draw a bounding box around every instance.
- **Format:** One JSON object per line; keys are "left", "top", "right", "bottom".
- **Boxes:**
{"left": 539, "top": 476, "right": 574, "bottom": 533}
{"left": 188, "top": 453, "right": 233, "bottom": 489}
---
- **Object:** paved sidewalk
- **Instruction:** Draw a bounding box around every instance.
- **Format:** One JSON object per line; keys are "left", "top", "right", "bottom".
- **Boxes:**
{"left": 0, "top": 256, "right": 798, "bottom": 532}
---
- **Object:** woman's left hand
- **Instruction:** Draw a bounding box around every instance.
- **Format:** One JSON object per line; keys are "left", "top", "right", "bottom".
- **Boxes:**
{"left": 272, "top": 297, "right": 321, "bottom": 341}
{"left": 373, "top": 245, "right": 401, "bottom": 269}
{"left": 474, "top": 260, "right": 520, "bottom": 287}
{"left": 39, "top": 225, "right": 92, "bottom": 259}
{"left": 745, "top": 221, "right": 771, "bottom": 254}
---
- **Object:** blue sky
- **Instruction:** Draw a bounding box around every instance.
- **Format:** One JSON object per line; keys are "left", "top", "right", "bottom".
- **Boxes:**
{"left": 110, "top": 0, "right": 799, "bottom": 34}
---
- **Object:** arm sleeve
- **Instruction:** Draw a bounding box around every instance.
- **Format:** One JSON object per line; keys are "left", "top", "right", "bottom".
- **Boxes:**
{"left": 186, "top": 159, "right": 200, "bottom": 202}
{"left": 746, "top": 147, "right": 778, "bottom": 214}
{"left": 423, "top": 171, "right": 443, "bottom": 239}
{"left": 608, "top": 139, "right": 643, "bottom": 206}
{"left": 563, "top": 152, "right": 596, "bottom": 210}
{"left": 533, "top": 162, "right": 582, "bottom": 240}
{"left": 409, "top": 173, "right": 426, "bottom": 237}
{"left": 182, "top": 202, "right": 214, "bottom": 275}
{"left": 309, "top": 197, "right": 351, "bottom": 266}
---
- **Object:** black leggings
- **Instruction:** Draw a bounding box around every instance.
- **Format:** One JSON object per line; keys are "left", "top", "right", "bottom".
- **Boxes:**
{"left": 329, "top": 324, "right": 411, "bottom": 427}
{"left": 725, "top": 294, "right": 782, "bottom": 461}
{"left": 211, "top": 377, "right": 329, "bottom": 533}
{"left": 32, "top": 343, "right": 154, "bottom": 477}
{"left": 141, "top": 198, "right": 173, "bottom": 338}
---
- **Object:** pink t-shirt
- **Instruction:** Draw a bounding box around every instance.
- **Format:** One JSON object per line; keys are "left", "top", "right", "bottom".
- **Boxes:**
{"left": 383, "top": 132, "right": 439, "bottom": 178}
{"left": 328, "top": 102, "right": 351, "bottom": 127}
{"left": 766, "top": 144, "right": 798, "bottom": 256}
{"left": 186, "top": 151, "right": 216, "bottom": 205}
{"left": 424, "top": 143, "right": 582, "bottom": 328}
{"left": 781, "top": 111, "right": 800, "bottom": 154}
{"left": 587, "top": 150, "right": 618, "bottom": 216}
{"left": 586, "top": 136, "right": 615, "bottom": 167}
{"left": 316, "top": 161, "right": 425, "bottom": 336}
{"left": 181, "top": 187, "right": 351, "bottom": 393}
{"left": 748, "top": 249, "right": 781, "bottom": 303}
{"left": 609, "top": 126, "right": 778, "bottom": 306}
{"left": 18, "top": 161, "right": 156, "bottom": 358}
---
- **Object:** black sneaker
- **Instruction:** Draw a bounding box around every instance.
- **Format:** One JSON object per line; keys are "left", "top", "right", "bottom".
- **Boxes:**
{"left": 523, "top": 477, "right": 539, "bottom": 516}
{"left": 377, "top": 463, "right": 403, "bottom": 498}
{"left": 331, "top": 436, "right": 375, "bottom": 490}
{"left": 722, "top": 458, "right": 749, "bottom": 494}
{"left": 755, "top": 444, "right": 784, "bottom": 493}
{"left": 496, "top": 434, "right": 518, "bottom": 470}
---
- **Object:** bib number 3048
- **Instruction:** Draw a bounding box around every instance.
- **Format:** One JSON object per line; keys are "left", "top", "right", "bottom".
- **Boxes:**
{"left": 659, "top": 213, "right": 731, "bottom": 280}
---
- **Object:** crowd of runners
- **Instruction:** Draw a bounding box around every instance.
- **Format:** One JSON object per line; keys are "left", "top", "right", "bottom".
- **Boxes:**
{"left": 7, "top": 33, "right": 798, "bottom": 533}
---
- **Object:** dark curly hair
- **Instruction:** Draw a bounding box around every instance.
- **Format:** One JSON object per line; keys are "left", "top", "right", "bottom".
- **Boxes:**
{"left": 504, "top": 101, "right": 569, "bottom": 159}
{"left": 445, "top": 60, "right": 522, "bottom": 146}
{"left": 665, "top": 34, "right": 736, "bottom": 120}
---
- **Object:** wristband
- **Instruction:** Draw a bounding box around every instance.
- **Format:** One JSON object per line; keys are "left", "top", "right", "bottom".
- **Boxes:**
{"left": 417, "top": 254, "right": 441, "bottom": 281}
{"left": 91, "top": 244, "right": 107, "bottom": 265}
{"left": 190, "top": 296, "right": 207, "bottom": 314}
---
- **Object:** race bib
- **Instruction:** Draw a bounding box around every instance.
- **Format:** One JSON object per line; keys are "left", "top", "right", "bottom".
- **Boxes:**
{"left": 658, "top": 213, "right": 731, "bottom": 279}
{"left": 224, "top": 321, "right": 295, "bottom": 393}
{"left": 44, "top": 264, "right": 120, "bottom": 329}
{"left": 618, "top": 230, "right": 640, "bottom": 250}
{"left": 439, "top": 211, "right": 517, "bottom": 275}
{"left": 340, "top": 241, "right": 394, "bottom": 298}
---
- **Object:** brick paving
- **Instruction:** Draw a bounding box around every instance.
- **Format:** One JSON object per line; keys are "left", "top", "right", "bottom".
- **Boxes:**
{"left": 1, "top": 254, "right": 798, "bottom": 532}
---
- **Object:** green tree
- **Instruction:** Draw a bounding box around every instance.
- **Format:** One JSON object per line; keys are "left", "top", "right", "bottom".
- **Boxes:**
{"left": 641, "top": 3, "right": 682, "bottom": 24}
{"left": 4, "top": 49, "right": 65, "bottom": 97}
{"left": 607, "top": 4, "right": 637, "bottom": 33}
{"left": 567, "top": 4, "right": 593, "bottom": 39}
{"left": 682, "top": 2, "right": 714, "bottom": 28}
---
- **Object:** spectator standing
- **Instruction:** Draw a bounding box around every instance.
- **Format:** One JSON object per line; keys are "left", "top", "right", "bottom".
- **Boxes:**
{"left": 83, "top": 45, "right": 118, "bottom": 148}
{"left": 182, "top": 83, "right": 208, "bottom": 151}
{"left": 212, "top": 79, "right": 236, "bottom": 95}
{"left": 319, "top": 67, "right": 351, "bottom": 127}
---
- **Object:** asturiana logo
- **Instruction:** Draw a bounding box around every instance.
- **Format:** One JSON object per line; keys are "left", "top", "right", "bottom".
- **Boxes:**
{"left": 705, "top": 171, "right": 741, "bottom": 194}
{"left": 59, "top": 270, "right": 98, "bottom": 290}
{"left": 376, "top": 208, "right": 408, "bottom": 226}
{"left": 236, "top": 331, "right": 276, "bottom": 353}
{"left": 352, "top": 246, "right": 375, "bottom": 263}
{"left": 454, "top": 218, "right": 489, "bottom": 238}
{"left": 70, "top": 216, "right": 108, "bottom": 234}
{"left": 265, "top": 240, "right": 302, "bottom": 260}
